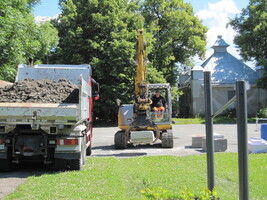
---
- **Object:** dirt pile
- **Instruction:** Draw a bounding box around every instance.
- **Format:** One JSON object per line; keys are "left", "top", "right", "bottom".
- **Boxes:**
{"left": 0, "top": 79, "right": 79, "bottom": 103}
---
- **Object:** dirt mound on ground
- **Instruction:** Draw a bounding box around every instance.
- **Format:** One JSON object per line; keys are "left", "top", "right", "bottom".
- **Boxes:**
{"left": 0, "top": 79, "right": 79, "bottom": 103}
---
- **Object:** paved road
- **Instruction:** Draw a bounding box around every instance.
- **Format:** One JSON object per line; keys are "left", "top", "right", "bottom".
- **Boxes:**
{"left": 0, "top": 124, "right": 261, "bottom": 199}
{"left": 91, "top": 124, "right": 260, "bottom": 157}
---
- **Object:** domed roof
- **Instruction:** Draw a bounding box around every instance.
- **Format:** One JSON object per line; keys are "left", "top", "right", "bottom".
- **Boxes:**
{"left": 201, "top": 35, "right": 258, "bottom": 84}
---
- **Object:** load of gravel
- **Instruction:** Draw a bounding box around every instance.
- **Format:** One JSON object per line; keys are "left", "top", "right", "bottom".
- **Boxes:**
{"left": 0, "top": 78, "right": 79, "bottom": 103}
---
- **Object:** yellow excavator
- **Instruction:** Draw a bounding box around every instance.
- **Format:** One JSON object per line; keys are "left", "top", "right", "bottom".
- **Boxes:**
{"left": 115, "top": 30, "right": 173, "bottom": 149}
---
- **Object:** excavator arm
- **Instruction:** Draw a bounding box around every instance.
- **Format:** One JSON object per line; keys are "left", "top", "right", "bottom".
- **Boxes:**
{"left": 135, "top": 30, "right": 147, "bottom": 96}
{"left": 135, "top": 30, "right": 152, "bottom": 111}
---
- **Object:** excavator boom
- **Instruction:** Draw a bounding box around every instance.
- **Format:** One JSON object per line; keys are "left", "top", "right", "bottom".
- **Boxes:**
{"left": 135, "top": 30, "right": 147, "bottom": 97}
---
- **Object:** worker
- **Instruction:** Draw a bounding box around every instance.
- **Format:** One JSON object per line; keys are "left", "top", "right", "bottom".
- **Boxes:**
{"left": 151, "top": 90, "right": 167, "bottom": 112}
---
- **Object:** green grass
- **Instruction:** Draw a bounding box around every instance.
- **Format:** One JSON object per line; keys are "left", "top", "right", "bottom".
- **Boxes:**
{"left": 173, "top": 117, "right": 256, "bottom": 125}
{"left": 172, "top": 117, "right": 205, "bottom": 124}
{"left": 5, "top": 153, "right": 267, "bottom": 200}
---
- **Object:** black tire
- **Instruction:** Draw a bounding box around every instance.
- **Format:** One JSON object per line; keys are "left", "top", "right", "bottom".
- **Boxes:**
{"left": 0, "top": 149, "right": 14, "bottom": 172}
{"left": 114, "top": 131, "right": 127, "bottom": 149}
{"left": 86, "top": 144, "right": 92, "bottom": 156}
{"left": 162, "top": 130, "right": 174, "bottom": 148}
{"left": 0, "top": 159, "right": 14, "bottom": 172}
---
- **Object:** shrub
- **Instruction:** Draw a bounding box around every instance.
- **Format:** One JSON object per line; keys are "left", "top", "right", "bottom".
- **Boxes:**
{"left": 219, "top": 108, "right": 236, "bottom": 118}
{"left": 257, "top": 107, "right": 267, "bottom": 118}
{"left": 141, "top": 187, "right": 219, "bottom": 200}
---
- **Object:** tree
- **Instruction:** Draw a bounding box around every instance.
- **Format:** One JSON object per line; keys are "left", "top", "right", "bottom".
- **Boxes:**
{"left": 229, "top": 0, "right": 267, "bottom": 89}
{"left": 0, "top": 0, "right": 58, "bottom": 81}
{"left": 141, "top": 0, "right": 208, "bottom": 85}
{"left": 52, "top": 0, "right": 144, "bottom": 120}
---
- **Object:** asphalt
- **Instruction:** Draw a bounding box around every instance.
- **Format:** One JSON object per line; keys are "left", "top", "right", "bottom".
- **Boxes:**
{"left": 91, "top": 124, "right": 261, "bottom": 157}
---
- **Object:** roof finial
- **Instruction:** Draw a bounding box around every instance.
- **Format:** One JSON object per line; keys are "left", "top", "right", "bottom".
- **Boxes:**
{"left": 212, "top": 35, "right": 229, "bottom": 52}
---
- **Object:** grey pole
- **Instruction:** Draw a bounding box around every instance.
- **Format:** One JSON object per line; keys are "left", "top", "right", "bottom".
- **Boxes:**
{"left": 204, "top": 71, "right": 215, "bottom": 191}
{"left": 236, "top": 81, "right": 249, "bottom": 200}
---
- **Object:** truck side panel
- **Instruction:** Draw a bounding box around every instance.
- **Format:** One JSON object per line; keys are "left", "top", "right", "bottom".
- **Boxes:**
{"left": 16, "top": 64, "right": 91, "bottom": 85}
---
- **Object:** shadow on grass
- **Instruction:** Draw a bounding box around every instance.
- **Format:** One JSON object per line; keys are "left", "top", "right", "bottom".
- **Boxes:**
{"left": 0, "top": 162, "right": 56, "bottom": 180}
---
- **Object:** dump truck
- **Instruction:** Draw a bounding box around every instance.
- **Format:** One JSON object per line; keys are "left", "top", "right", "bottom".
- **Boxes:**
{"left": 0, "top": 64, "right": 99, "bottom": 171}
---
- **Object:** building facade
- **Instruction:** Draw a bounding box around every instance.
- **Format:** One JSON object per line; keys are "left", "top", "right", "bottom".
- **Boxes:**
{"left": 179, "top": 35, "right": 267, "bottom": 117}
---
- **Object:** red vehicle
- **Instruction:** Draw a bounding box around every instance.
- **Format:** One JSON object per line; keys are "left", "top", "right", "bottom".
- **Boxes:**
{"left": 0, "top": 64, "right": 99, "bottom": 171}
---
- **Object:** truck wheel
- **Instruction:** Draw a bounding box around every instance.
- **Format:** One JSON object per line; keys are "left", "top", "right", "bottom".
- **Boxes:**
{"left": 114, "top": 131, "right": 127, "bottom": 149}
{"left": 86, "top": 144, "right": 92, "bottom": 156}
{"left": 0, "top": 159, "right": 14, "bottom": 172}
{"left": 0, "top": 149, "right": 14, "bottom": 172}
{"left": 162, "top": 130, "right": 173, "bottom": 148}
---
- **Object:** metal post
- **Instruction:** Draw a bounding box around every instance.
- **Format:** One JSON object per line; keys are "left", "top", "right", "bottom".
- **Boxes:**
{"left": 204, "top": 71, "right": 215, "bottom": 191}
{"left": 236, "top": 81, "right": 249, "bottom": 200}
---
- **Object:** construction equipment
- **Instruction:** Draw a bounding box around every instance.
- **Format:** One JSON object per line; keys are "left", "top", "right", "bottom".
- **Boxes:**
{"left": 0, "top": 64, "right": 99, "bottom": 171}
{"left": 115, "top": 30, "right": 173, "bottom": 148}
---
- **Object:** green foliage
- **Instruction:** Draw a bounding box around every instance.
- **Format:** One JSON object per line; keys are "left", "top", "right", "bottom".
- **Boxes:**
{"left": 52, "top": 0, "right": 145, "bottom": 120}
{"left": 51, "top": 0, "right": 207, "bottom": 120}
{"left": 0, "top": 0, "right": 58, "bottom": 81}
{"left": 141, "top": 187, "right": 175, "bottom": 200}
{"left": 172, "top": 117, "right": 205, "bottom": 124}
{"left": 229, "top": 0, "right": 267, "bottom": 89}
{"left": 257, "top": 107, "right": 267, "bottom": 118}
{"left": 147, "top": 64, "right": 167, "bottom": 84}
{"left": 219, "top": 108, "right": 236, "bottom": 118}
{"left": 171, "top": 86, "right": 183, "bottom": 117}
{"left": 141, "top": 0, "right": 208, "bottom": 85}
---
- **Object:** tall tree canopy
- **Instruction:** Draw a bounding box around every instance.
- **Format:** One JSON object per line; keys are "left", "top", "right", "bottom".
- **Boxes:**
{"left": 52, "top": 0, "right": 207, "bottom": 120}
{"left": 52, "top": 0, "right": 144, "bottom": 120}
{"left": 229, "top": 0, "right": 267, "bottom": 88}
{"left": 141, "top": 0, "right": 207, "bottom": 85}
{"left": 0, "top": 0, "right": 58, "bottom": 81}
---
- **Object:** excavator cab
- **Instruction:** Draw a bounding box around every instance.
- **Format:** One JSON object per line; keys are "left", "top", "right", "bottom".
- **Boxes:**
{"left": 148, "top": 83, "right": 172, "bottom": 124}
{"left": 116, "top": 83, "right": 173, "bottom": 149}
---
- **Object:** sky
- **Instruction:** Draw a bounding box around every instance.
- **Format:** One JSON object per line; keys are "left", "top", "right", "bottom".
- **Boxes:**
{"left": 33, "top": 0, "right": 251, "bottom": 66}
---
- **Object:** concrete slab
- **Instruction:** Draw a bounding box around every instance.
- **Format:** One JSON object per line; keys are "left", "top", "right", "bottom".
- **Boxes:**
{"left": 202, "top": 138, "right": 228, "bottom": 152}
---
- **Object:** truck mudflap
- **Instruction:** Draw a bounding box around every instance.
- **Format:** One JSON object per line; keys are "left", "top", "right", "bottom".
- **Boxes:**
{"left": 0, "top": 152, "right": 7, "bottom": 159}
{"left": 54, "top": 135, "right": 87, "bottom": 171}
{"left": 54, "top": 152, "right": 81, "bottom": 160}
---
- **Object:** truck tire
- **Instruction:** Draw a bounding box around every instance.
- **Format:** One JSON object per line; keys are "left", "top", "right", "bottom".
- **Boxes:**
{"left": 162, "top": 130, "right": 173, "bottom": 148}
{"left": 114, "top": 131, "right": 127, "bottom": 149}
{"left": 0, "top": 159, "right": 14, "bottom": 172}
{"left": 0, "top": 149, "right": 14, "bottom": 172}
{"left": 86, "top": 144, "right": 92, "bottom": 156}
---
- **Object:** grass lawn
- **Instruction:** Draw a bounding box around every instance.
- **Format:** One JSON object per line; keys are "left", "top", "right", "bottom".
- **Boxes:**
{"left": 172, "top": 117, "right": 256, "bottom": 124}
{"left": 5, "top": 153, "right": 267, "bottom": 200}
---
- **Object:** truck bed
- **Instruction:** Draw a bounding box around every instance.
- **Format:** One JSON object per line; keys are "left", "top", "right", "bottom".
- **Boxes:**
{"left": 0, "top": 102, "right": 78, "bottom": 125}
